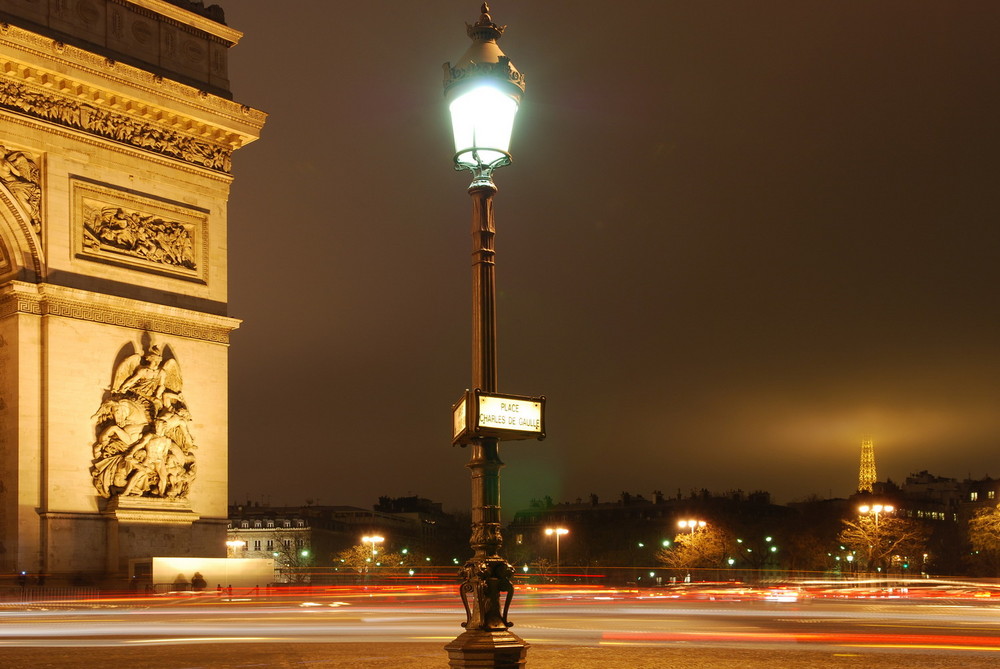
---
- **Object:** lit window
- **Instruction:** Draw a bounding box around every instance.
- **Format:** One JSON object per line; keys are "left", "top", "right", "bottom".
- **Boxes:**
{"left": 989, "top": 491, "right": 996, "bottom": 500}
{"left": 971, "top": 492, "right": 979, "bottom": 501}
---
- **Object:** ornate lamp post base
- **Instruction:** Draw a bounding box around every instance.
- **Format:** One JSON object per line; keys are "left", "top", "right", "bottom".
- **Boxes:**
{"left": 445, "top": 629, "right": 529, "bottom": 668}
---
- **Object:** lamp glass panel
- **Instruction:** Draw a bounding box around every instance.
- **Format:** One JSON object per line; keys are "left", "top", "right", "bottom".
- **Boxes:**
{"left": 450, "top": 84, "right": 518, "bottom": 167}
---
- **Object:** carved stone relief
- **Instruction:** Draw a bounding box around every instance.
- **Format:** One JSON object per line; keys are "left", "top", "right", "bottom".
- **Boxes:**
{"left": 83, "top": 204, "right": 196, "bottom": 270}
{"left": 0, "top": 145, "right": 42, "bottom": 234}
{"left": 0, "top": 234, "right": 10, "bottom": 273}
{"left": 91, "top": 339, "right": 196, "bottom": 499}
{"left": 73, "top": 179, "right": 207, "bottom": 282}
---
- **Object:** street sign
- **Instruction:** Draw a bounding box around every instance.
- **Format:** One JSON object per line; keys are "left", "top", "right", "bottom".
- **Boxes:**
{"left": 452, "top": 389, "right": 546, "bottom": 445}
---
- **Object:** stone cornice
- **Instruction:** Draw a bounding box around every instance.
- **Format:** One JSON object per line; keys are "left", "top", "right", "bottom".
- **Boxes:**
{"left": 0, "top": 280, "right": 240, "bottom": 344}
{"left": 0, "top": 22, "right": 265, "bottom": 170}
{"left": 129, "top": 0, "right": 241, "bottom": 45}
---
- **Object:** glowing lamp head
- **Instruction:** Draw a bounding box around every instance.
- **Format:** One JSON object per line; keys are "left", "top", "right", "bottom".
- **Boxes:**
{"left": 448, "top": 85, "right": 519, "bottom": 169}
{"left": 443, "top": 3, "right": 525, "bottom": 173}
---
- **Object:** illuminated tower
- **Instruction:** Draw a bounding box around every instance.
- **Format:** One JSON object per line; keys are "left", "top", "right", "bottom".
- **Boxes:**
{"left": 858, "top": 437, "right": 877, "bottom": 493}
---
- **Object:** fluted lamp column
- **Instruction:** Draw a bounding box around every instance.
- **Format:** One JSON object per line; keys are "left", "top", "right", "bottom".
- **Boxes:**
{"left": 442, "top": 4, "right": 528, "bottom": 668}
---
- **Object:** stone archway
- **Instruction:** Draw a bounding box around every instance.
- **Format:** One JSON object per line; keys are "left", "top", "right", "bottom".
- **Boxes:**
{"left": 0, "top": 143, "right": 45, "bottom": 280}
{"left": 0, "top": 173, "right": 44, "bottom": 282}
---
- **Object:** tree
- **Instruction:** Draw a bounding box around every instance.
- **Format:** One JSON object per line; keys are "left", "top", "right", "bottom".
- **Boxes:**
{"left": 838, "top": 515, "right": 928, "bottom": 576}
{"left": 528, "top": 557, "right": 555, "bottom": 583}
{"left": 968, "top": 502, "right": 1000, "bottom": 576}
{"left": 656, "top": 526, "right": 731, "bottom": 579}
{"left": 271, "top": 530, "right": 313, "bottom": 583}
{"left": 335, "top": 544, "right": 408, "bottom": 582}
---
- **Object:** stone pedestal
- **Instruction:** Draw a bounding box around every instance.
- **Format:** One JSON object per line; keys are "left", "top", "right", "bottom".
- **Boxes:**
{"left": 445, "top": 629, "right": 529, "bottom": 668}
{"left": 104, "top": 496, "right": 201, "bottom": 522}
{"left": 102, "top": 497, "right": 203, "bottom": 577}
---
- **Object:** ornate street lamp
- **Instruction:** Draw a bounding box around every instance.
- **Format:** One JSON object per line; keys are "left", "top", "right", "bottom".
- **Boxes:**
{"left": 442, "top": 4, "right": 529, "bottom": 667}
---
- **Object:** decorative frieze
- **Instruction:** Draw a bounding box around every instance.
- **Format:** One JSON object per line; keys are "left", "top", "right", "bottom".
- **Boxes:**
{"left": 73, "top": 178, "right": 207, "bottom": 282}
{"left": 0, "top": 20, "right": 266, "bottom": 173}
{"left": 0, "top": 75, "right": 233, "bottom": 172}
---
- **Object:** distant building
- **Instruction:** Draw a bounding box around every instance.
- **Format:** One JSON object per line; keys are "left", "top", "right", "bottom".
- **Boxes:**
{"left": 227, "top": 497, "right": 462, "bottom": 583}
{"left": 851, "top": 471, "right": 1000, "bottom": 573}
{"left": 506, "top": 489, "right": 792, "bottom": 583}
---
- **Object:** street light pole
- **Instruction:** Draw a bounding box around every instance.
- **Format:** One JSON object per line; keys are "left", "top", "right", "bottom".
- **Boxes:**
{"left": 443, "top": 5, "right": 528, "bottom": 667}
{"left": 545, "top": 528, "right": 568, "bottom": 582}
{"left": 858, "top": 503, "right": 894, "bottom": 577}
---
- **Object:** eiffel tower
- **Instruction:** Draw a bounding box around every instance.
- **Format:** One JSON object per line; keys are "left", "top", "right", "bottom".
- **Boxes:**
{"left": 858, "top": 436, "right": 877, "bottom": 493}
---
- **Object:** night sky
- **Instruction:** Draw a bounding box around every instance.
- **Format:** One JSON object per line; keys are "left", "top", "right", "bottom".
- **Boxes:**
{"left": 220, "top": 1, "right": 1000, "bottom": 515}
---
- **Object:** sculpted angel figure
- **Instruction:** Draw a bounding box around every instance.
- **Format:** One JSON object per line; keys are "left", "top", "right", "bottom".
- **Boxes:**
{"left": 112, "top": 344, "right": 184, "bottom": 418}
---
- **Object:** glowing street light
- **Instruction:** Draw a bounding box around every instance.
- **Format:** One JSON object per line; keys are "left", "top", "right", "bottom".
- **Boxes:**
{"left": 858, "top": 503, "right": 894, "bottom": 528}
{"left": 544, "top": 527, "right": 569, "bottom": 581}
{"left": 678, "top": 519, "right": 706, "bottom": 533}
{"left": 361, "top": 535, "right": 384, "bottom": 560}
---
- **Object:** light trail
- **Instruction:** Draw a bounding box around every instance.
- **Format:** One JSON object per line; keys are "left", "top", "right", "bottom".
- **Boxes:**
{"left": 0, "top": 585, "right": 997, "bottom": 657}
